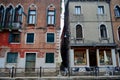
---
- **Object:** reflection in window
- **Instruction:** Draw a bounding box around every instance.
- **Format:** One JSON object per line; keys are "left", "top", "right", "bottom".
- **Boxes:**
{"left": 14, "top": 5, "right": 23, "bottom": 22}
{"left": 118, "top": 27, "right": 120, "bottom": 40}
{"left": 99, "top": 50, "right": 112, "bottom": 65}
{"left": 28, "top": 10, "right": 36, "bottom": 24}
{"left": 7, "top": 52, "right": 18, "bottom": 63}
{"left": 98, "top": 6, "right": 104, "bottom": 14}
{"left": 0, "top": 5, "right": 4, "bottom": 26}
{"left": 115, "top": 6, "right": 120, "bottom": 17}
{"left": 47, "top": 10, "right": 55, "bottom": 25}
{"left": 76, "top": 25, "right": 83, "bottom": 39}
{"left": 100, "top": 25, "right": 107, "bottom": 39}
{"left": 75, "top": 6, "right": 81, "bottom": 15}
{"left": 47, "top": 33, "right": 54, "bottom": 43}
{"left": 26, "top": 33, "right": 34, "bottom": 43}
{"left": 45, "top": 53, "right": 54, "bottom": 63}
{"left": 99, "top": 50, "right": 104, "bottom": 65}
{"left": 9, "top": 32, "right": 20, "bottom": 43}
{"left": 74, "top": 50, "right": 86, "bottom": 65}
{"left": 5, "top": 5, "right": 13, "bottom": 27}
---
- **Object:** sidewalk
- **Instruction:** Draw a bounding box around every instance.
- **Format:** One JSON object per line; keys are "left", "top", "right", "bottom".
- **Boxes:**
{"left": 0, "top": 76, "right": 120, "bottom": 80}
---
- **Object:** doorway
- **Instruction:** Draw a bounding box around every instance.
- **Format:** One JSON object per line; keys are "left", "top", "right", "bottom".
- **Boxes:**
{"left": 25, "top": 53, "right": 36, "bottom": 72}
{"left": 89, "top": 50, "right": 97, "bottom": 67}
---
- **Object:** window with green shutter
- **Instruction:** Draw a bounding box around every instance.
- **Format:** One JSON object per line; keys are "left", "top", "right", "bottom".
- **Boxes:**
{"left": 45, "top": 53, "right": 54, "bottom": 63}
{"left": 26, "top": 33, "right": 34, "bottom": 43}
{"left": 7, "top": 52, "right": 18, "bottom": 63}
{"left": 47, "top": 33, "right": 54, "bottom": 43}
{"left": 9, "top": 32, "right": 20, "bottom": 43}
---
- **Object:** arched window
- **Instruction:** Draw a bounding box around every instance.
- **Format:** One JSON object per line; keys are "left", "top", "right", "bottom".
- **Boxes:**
{"left": 47, "top": 5, "right": 55, "bottom": 25}
{"left": 118, "top": 27, "right": 120, "bottom": 41}
{"left": 28, "top": 5, "right": 36, "bottom": 25}
{"left": 114, "top": 5, "right": 120, "bottom": 17}
{"left": 0, "top": 5, "right": 4, "bottom": 26}
{"left": 14, "top": 5, "right": 23, "bottom": 23}
{"left": 76, "top": 25, "right": 83, "bottom": 39}
{"left": 100, "top": 24, "right": 107, "bottom": 39}
{"left": 5, "top": 5, "right": 13, "bottom": 27}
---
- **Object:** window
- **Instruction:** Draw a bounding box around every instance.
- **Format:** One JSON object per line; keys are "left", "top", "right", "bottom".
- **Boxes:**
{"left": 118, "top": 27, "right": 120, "bottom": 40}
{"left": 47, "top": 10, "right": 55, "bottom": 25}
{"left": 26, "top": 33, "right": 34, "bottom": 43}
{"left": 47, "top": 33, "right": 54, "bottom": 43}
{"left": 28, "top": 10, "right": 36, "bottom": 24}
{"left": 115, "top": 6, "right": 120, "bottom": 17}
{"left": 100, "top": 25, "right": 107, "bottom": 39}
{"left": 76, "top": 25, "right": 83, "bottom": 39}
{"left": 98, "top": 6, "right": 104, "bottom": 14}
{"left": 5, "top": 6, "right": 13, "bottom": 27}
{"left": 14, "top": 5, "right": 23, "bottom": 22}
{"left": 9, "top": 32, "right": 20, "bottom": 43}
{"left": 0, "top": 5, "right": 4, "bottom": 26}
{"left": 74, "top": 50, "right": 86, "bottom": 65}
{"left": 7, "top": 52, "right": 18, "bottom": 63}
{"left": 99, "top": 50, "right": 112, "bottom": 65}
{"left": 45, "top": 53, "right": 54, "bottom": 63}
{"left": 75, "top": 6, "right": 81, "bottom": 15}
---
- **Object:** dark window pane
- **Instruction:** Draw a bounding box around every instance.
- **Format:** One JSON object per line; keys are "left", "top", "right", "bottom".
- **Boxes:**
{"left": 14, "top": 6, "right": 23, "bottom": 22}
{"left": 45, "top": 53, "right": 54, "bottom": 63}
{"left": 118, "top": 27, "right": 120, "bottom": 40}
{"left": 100, "top": 25, "right": 107, "bottom": 38}
{"left": 26, "top": 33, "right": 34, "bottom": 43}
{"left": 115, "top": 6, "right": 120, "bottom": 17}
{"left": 0, "top": 6, "right": 4, "bottom": 25}
{"left": 9, "top": 33, "right": 20, "bottom": 43}
{"left": 47, "top": 33, "right": 54, "bottom": 42}
{"left": 5, "top": 6, "right": 13, "bottom": 27}
{"left": 76, "top": 25, "right": 83, "bottom": 39}
{"left": 7, "top": 52, "right": 18, "bottom": 63}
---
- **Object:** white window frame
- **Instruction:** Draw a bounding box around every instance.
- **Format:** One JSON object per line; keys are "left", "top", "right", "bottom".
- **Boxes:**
{"left": 98, "top": 6, "right": 104, "bottom": 15}
{"left": 75, "top": 6, "right": 81, "bottom": 15}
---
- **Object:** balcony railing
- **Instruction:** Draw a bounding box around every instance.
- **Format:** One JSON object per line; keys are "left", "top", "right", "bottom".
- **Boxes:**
{"left": 2, "top": 22, "right": 22, "bottom": 31}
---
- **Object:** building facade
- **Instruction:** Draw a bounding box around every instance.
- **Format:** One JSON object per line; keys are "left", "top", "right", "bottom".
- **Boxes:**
{"left": 110, "top": 0, "right": 120, "bottom": 66}
{"left": 63, "top": 0, "right": 116, "bottom": 68}
{"left": 0, "top": 0, "right": 61, "bottom": 71}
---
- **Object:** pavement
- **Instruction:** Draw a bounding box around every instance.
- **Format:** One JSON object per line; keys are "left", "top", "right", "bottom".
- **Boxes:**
{"left": 0, "top": 76, "right": 120, "bottom": 80}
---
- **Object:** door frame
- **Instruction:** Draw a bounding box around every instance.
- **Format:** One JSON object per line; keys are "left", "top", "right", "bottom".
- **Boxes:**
{"left": 25, "top": 52, "right": 37, "bottom": 71}
{"left": 89, "top": 49, "right": 97, "bottom": 67}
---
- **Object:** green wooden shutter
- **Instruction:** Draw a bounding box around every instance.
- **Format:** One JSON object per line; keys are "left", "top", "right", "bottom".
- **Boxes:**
{"left": 46, "top": 53, "right": 54, "bottom": 63}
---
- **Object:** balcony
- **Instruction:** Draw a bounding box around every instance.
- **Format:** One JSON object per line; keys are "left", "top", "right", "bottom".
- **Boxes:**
{"left": 2, "top": 22, "right": 22, "bottom": 31}
{"left": 12, "top": 22, "right": 22, "bottom": 30}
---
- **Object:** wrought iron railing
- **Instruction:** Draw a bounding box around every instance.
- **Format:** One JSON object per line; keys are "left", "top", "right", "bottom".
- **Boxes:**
{"left": 0, "top": 66, "right": 120, "bottom": 78}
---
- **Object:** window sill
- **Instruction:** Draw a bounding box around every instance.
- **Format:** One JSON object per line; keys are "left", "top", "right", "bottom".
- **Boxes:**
{"left": 26, "top": 43, "right": 34, "bottom": 44}
{"left": 9, "top": 42, "right": 20, "bottom": 44}
{"left": 73, "top": 14, "right": 83, "bottom": 16}
{"left": 100, "top": 38, "right": 109, "bottom": 40}
{"left": 97, "top": 14, "right": 107, "bottom": 16}
{"left": 76, "top": 38, "right": 83, "bottom": 40}
{"left": 47, "top": 42, "right": 55, "bottom": 44}
{"left": 47, "top": 24, "right": 55, "bottom": 26}
{"left": 115, "top": 16, "right": 120, "bottom": 18}
{"left": 27, "top": 24, "right": 36, "bottom": 26}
